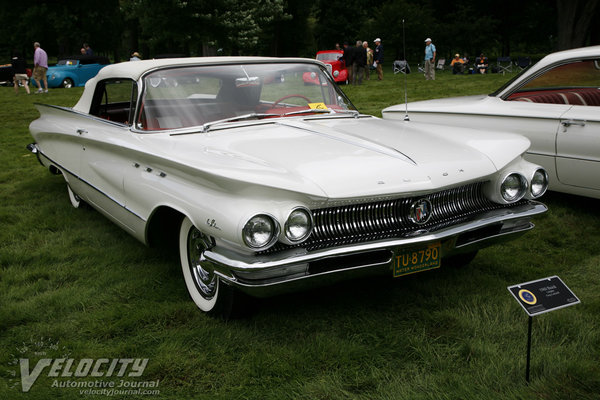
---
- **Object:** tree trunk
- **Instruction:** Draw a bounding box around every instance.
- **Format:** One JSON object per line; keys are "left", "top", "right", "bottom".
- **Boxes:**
{"left": 556, "top": 0, "right": 600, "bottom": 50}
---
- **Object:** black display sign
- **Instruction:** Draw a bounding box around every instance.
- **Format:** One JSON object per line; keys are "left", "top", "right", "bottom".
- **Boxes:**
{"left": 508, "top": 276, "right": 580, "bottom": 316}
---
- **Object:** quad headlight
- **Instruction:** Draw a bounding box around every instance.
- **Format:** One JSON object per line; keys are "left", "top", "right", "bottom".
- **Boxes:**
{"left": 242, "top": 214, "right": 279, "bottom": 249}
{"left": 501, "top": 173, "right": 528, "bottom": 202}
{"left": 284, "top": 208, "right": 313, "bottom": 243}
{"left": 530, "top": 168, "right": 549, "bottom": 198}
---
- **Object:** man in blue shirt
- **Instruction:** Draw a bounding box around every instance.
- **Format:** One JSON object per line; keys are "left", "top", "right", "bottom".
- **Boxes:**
{"left": 424, "top": 38, "right": 436, "bottom": 80}
{"left": 373, "top": 38, "right": 384, "bottom": 80}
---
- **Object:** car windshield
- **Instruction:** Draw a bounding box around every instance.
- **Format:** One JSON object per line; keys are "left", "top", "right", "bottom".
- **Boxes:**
{"left": 518, "top": 59, "right": 600, "bottom": 90}
{"left": 316, "top": 52, "right": 341, "bottom": 62}
{"left": 57, "top": 59, "right": 78, "bottom": 66}
{"left": 137, "top": 62, "right": 356, "bottom": 131}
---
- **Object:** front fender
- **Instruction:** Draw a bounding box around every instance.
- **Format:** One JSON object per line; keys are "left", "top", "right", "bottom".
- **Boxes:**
{"left": 48, "top": 71, "right": 78, "bottom": 88}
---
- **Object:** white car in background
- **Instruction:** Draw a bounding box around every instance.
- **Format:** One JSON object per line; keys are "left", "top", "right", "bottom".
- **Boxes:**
{"left": 29, "top": 57, "right": 547, "bottom": 317}
{"left": 383, "top": 46, "right": 600, "bottom": 199}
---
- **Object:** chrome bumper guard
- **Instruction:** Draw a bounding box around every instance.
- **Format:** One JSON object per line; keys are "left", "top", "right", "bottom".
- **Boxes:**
{"left": 204, "top": 201, "right": 547, "bottom": 297}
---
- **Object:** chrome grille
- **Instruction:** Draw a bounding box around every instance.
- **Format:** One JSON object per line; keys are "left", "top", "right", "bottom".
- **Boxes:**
{"left": 266, "top": 181, "right": 518, "bottom": 253}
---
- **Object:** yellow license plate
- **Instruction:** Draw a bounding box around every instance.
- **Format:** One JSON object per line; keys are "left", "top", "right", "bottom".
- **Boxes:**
{"left": 393, "top": 242, "right": 441, "bottom": 277}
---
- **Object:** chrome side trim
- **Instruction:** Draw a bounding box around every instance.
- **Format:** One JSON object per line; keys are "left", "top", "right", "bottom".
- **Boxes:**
{"left": 35, "top": 148, "right": 146, "bottom": 222}
{"left": 33, "top": 103, "right": 131, "bottom": 129}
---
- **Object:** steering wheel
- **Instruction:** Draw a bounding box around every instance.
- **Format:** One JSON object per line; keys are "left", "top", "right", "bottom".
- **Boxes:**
{"left": 272, "top": 94, "right": 311, "bottom": 107}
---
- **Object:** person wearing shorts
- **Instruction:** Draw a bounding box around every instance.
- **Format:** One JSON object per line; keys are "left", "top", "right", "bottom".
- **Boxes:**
{"left": 33, "top": 42, "right": 48, "bottom": 93}
{"left": 11, "top": 52, "right": 30, "bottom": 94}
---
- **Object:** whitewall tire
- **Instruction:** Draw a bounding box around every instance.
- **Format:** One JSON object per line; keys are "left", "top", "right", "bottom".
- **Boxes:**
{"left": 179, "top": 217, "right": 240, "bottom": 317}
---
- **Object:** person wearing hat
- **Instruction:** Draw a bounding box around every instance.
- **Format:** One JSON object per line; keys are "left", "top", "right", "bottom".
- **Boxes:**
{"left": 424, "top": 38, "right": 436, "bottom": 80}
{"left": 373, "top": 38, "right": 384, "bottom": 80}
{"left": 450, "top": 53, "right": 465, "bottom": 74}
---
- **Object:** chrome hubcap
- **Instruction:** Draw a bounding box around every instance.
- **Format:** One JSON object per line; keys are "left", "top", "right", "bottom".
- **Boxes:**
{"left": 187, "top": 227, "right": 217, "bottom": 299}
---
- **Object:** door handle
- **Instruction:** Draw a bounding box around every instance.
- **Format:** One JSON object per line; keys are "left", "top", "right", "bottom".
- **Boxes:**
{"left": 561, "top": 120, "right": 586, "bottom": 128}
{"left": 76, "top": 128, "right": 88, "bottom": 135}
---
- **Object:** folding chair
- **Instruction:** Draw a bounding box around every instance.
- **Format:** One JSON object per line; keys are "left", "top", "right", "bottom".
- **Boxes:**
{"left": 436, "top": 58, "right": 446, "bottom": 71}
{"left": 516, "top": 57, "right": 531, "bottom": 71}
{"left": 497, "top": 56, "right": 512, "bottom": 73}
{"left": 393, "top": 60, "right": 411, "bottom": 74}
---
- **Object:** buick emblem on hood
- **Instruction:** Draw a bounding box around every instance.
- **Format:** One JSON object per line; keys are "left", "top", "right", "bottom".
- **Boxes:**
{"left": 409, "top": 199, "right": 433, "bottom": 225}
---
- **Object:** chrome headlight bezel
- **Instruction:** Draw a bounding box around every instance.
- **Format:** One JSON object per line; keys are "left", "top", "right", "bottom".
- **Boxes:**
{"left": 529, "top": 168, "right": 549, "bottom": 198}
{"left": 501, "top": 172, "right": 528, "bottom": 203}
{"left": 283, "top": 207, "right": 314, "bottom": 244}
{"left": 242, "top": 214, "right": 280, "bottom": 250}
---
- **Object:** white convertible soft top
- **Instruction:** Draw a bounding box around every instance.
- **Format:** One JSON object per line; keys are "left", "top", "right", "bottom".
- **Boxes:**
{"left": 73, "top": 56, "right": 321, "bottom": 113}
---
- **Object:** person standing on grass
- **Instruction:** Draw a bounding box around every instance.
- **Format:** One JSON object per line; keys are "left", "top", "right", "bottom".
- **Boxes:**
{"left": 363, "top": 41, "right": 373, "bottom": 81}
{"left": 352, "top": 40, "right": 366, "bottom": 85}
{"left": 373, "top": 38, "right": 384, "bottom": 80}
{"left": 33, "top": 42, "right": 48, "bottom": 93}
{"left": 424, "top": 37, "right": 436, "bottom": 80}
{"left": 340, "top": 42, "right": 354, "bottom": 84}
{"left": 11, "top": 51, "right": 31, "bottom": 95}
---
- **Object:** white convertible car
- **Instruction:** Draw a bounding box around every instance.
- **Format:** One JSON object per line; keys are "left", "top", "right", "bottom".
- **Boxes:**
{"left": 383, "top": 46, "right": 600, "bottom": 199}
{"left": 29, "top": 57, "right": 548, "bottom": 317}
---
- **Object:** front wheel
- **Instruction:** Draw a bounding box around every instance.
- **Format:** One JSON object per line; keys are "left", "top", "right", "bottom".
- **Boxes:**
{"left": 179, "top": 217, "right": 243, "bottom": 318}
{"left": 62, "top": 78, "right": 74, "bottom": 88}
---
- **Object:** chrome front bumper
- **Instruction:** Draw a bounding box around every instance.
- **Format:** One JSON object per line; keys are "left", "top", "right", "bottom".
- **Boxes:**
{"left": 204, "top": 201, "right": 547, "bottom": 297}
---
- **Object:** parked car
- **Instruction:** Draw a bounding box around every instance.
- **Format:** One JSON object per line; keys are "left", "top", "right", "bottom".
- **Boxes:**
{"left": 28, "top": 56, "right": 548, "bottom": 317}
{"left": 37, "top": 54, "right": 110, "bottom": 88}
{"left": 383, "top": 46, "right": 600, "bottom": 199}
{"left": 304, "top": 50, "right": 348, "bottom": 84}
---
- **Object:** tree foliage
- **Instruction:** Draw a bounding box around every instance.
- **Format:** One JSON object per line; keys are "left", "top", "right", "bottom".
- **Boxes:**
{"left": 0, "top": 0, "right": 597, "bottom": 62}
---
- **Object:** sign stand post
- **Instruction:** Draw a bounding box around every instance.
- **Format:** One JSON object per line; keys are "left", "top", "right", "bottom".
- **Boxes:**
{"left": 525, "top": 316, "right": 532, "bottom": 383}
{"left": 508, "top": 276, "right": 580, "bottom": 383}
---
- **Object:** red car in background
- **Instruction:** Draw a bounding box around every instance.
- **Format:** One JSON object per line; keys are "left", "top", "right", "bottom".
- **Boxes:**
{"left": 303, "top": 50, "right": 348, "bottom": 85}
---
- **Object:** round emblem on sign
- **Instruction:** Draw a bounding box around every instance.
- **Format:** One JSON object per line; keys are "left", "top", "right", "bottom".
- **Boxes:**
{"left": 518, "top": 289, "right": 537, "bottom": 305}
{"left": 409, "top": 199, "right": 433, "bottom": 225}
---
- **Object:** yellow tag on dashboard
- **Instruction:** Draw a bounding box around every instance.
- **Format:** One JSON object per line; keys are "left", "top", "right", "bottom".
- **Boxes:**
{"left": 308, "top": 102, "right": 328, "bottom": 110}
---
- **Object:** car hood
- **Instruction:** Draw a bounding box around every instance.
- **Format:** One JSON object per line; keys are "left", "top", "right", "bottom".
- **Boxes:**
{"left": 139, "top": 116, "right": 529, "bottom": 200}
{"left": 382, "top": 94, "right": 571, "bottom": 119}
{"left": 384, "top": 95, "right": 497, "bottom": 116}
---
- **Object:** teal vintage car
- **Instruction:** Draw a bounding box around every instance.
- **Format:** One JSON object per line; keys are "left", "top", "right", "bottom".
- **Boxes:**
{"left": 37, "top": 55, "right": 110, "bottom": 88}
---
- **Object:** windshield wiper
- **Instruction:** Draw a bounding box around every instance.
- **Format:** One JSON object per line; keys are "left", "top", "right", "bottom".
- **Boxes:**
{"left": 284, "top": 108, "right": 361, "bottom": 118}
{"left": 200, "top": 109, "right": 361, "bottom": 132}
{"left": 281, "top": 108, "right": 334, "bottom": 117}
{"left": 201, "top": 113, "right": 279, "bottom": 132}
{"left": 331, "top": 109, "right": 360, "bottom": 117}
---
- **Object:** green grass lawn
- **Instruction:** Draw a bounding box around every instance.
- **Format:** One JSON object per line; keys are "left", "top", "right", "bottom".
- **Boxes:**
{"left": 1, "top": 67, "right": 599, "bottom": 399}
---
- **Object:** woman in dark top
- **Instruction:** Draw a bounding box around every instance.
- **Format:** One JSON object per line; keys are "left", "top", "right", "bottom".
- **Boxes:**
{"left": 476, "top": 53, "right": 489, "bottom": 74}
{"left": 11, "top": 52, "right": 30, "bottom": 94}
